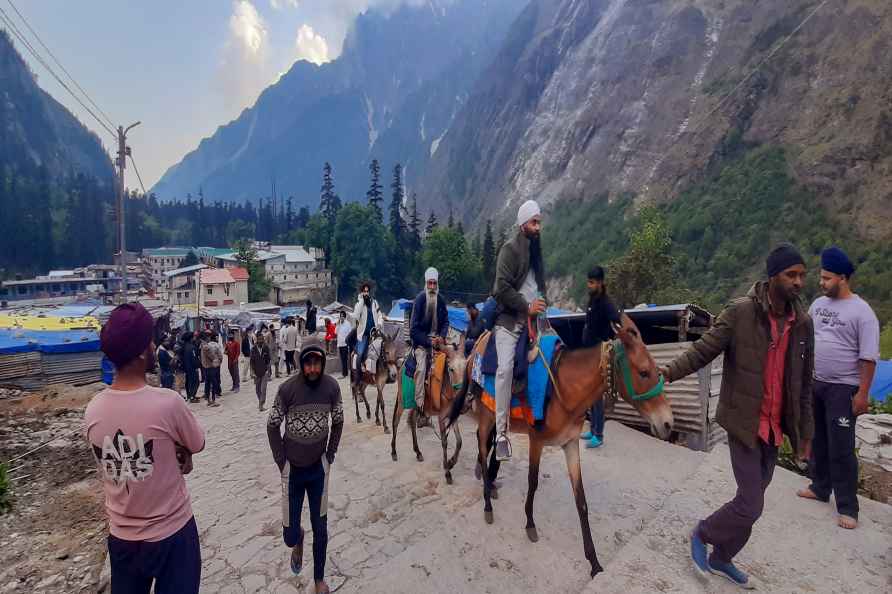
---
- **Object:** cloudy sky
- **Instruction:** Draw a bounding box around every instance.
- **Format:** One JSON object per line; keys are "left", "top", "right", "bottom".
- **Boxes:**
{"left": 9, "top": 1, "right": 420, "bottom": 188}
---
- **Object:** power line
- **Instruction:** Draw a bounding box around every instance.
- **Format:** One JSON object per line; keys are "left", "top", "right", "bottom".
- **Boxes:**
{"left": 0, "top": 8, "right": 116, "bottom": 138}
{"left": 128, "top": 153, "right": 148, "bottom": 195}
{"left": 4, "top": 0, "right": 116, "bottom": 130}
{"left": 683, "top": 0, "right": 834, "bottom": 140}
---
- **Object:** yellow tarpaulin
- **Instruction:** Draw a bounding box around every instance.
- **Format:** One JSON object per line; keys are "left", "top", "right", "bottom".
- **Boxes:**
{"left": 0, "top": 314, "right": 101, "bottom": 331}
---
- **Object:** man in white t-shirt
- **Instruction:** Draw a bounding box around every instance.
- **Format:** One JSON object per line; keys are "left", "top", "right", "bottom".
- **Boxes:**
{"left": 797, "top": 247, "right": 880, "bottom": 530}
{"left": 85, "top": 303, "right": 206, "bottom": 593}
{"left": 335, "top": 311, "right": 353, "bottom": 379}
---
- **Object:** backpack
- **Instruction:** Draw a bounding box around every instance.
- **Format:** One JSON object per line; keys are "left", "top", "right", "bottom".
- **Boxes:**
{"left": 480, "top": 296, "right": 500, "bottom": 332}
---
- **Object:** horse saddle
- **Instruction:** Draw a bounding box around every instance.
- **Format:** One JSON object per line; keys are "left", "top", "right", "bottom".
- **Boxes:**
{"left": 479, "top": 328, "right": 529, "bottom": 395}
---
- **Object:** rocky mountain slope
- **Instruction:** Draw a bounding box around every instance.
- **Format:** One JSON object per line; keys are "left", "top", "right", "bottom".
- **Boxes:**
{"left": 422, "top": 0, "right": 892, "bottom": 241}
{"left": 151, "top": 0, "right": 525, "bottom": 206}
{"left": 0, "top": 30, "right": 113, "bottom": 180}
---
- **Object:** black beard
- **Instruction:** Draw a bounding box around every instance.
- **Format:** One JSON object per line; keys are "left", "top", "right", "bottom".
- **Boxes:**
{"left": 363, "top": 295, "right": 372, "bottom": 306}
{"left": 529, "top": 236, "right": 543, "bottom": 276}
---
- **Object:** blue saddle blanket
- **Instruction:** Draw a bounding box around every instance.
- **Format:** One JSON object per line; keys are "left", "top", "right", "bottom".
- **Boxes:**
{"left": 479, "top": 333, "right": 560, "bottom": 421}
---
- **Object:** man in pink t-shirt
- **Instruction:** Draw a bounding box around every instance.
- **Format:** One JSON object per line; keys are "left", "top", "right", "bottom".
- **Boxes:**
{"left": 85, "top": 303, "right": 206, "bottom": 594}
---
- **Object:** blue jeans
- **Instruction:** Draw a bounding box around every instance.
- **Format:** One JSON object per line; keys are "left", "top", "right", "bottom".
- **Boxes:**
{"left": 107, "top": 516, "right": 201, "bottom": 594}
{"left": 588, "top": 399, "right": 605, "bottom": 439}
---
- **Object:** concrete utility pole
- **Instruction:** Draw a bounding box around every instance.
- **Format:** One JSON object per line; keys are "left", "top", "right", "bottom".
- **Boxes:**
{"left": 115, "top": 122, "right": 141, "bottom": 303}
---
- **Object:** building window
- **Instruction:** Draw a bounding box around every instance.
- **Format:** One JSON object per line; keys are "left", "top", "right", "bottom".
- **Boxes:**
{"left": 177, "top": 292, "right": 182, "bottom": 299}
{"left": 207, "top": 287, "right": 213, "bottom": 295}
{"left": 52, "top": 284, "right": 61, "bottom": 292}
{"left": 224, "top": 284, "right": 230, "bottom": 296}
{"left": 18, "top": 287, "right": 27, "bottom": 295}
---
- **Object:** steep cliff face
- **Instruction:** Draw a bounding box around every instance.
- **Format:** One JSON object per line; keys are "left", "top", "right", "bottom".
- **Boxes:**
{"left": 152, "top": 0, "right": 525, "bottom": 205}
{"left": 0, "top": 30, "right": 113, "bottom": 180}
{"left": 423, "top": 0, "right": 892, "bottom": 239}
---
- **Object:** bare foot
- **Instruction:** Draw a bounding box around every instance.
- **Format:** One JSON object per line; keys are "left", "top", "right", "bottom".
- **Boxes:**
{"left": 838, "top": 515, "right": 858, "bottom": 529}
{"left": 315, "top": 580, "right": 331, "bottom": 594}
{"left": 796, "top": 488, "right": 822, "bottom": 501}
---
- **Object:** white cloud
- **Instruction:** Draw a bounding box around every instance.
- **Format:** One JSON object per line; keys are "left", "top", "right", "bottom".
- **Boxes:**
{"left": 217, "top": 1, "right": 270, "bottom": 111}
{"left": 293, "top": 24, "right": 330, "bottom": 65}
{"left": 270, "top": 0, "right": 299, "bottom": 9}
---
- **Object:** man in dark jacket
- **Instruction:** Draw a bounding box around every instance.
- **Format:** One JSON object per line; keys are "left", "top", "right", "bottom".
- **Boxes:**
{"left": 492, "top": 199, "right": 547, "bottom": 461}
{"left": 181, "top": 332, "right": 201, "bottom": 403}
{"left": 579, "top": 266, "right": 621, "bottom": 449}
{"left": 660, "top": 243, "right": 814, "bottom": 589}
{"left": 305, "top": 300, "right": 317, "bottom": 335}
{"left": 250, "top": 333, "right": 272, "bottom": 412}
{"left": 267, "top": 340, "right": 343, "bottom": 594}
{"left": 410, "top": 267, "right": 449, "bottom": 413}
{"left": 464, "top": 303, "right": 484, "bottom": 356}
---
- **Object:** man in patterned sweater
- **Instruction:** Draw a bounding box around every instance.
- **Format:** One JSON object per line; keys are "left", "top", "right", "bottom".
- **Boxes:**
{"left": 267, "top": 339, "right": 343, "bottom": 594}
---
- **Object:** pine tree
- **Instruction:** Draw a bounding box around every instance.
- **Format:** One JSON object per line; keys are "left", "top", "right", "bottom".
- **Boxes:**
{"left": 296, "top": 206, "right": 310, "bottom": 229}
{"left": 389, "top": 163, "right": 405, "bottom": 241}
{"left": 285, "top": 197, "right": 294, "bottom": 232}
{"left": 425, "top": 212, "right": 438, "bottom": 235}
{"left": 320, "top": 162, "right": 341, "bottom": 226}
{"left": 407, "top": 192, "right": 422, "bottom": 253}
{"left": 367, "top": 159, "right": 383, "bottom": 222}
{"left": 482, "top": 219, "right": 497, "bottom": 281}
{"left": 447, "top": 208, "right": 455, "bottom": 229}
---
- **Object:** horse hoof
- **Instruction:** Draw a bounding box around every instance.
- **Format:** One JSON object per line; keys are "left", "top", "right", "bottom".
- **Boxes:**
{"left": 415, "top": 452, "right": 424, "bottom": 462}
{"left": 491, "top": 487, "right": 499, "bottom": 500}
{"left": 445, "top": 472, "right": 453, "bottom": 485}
{"left": 484, "top": 511, "right": 494, "bottom": 525}
{"left": 391, "top": 452, "right": 398, "bottom": 462}
{"left": 384, "top": 427, "right": 390, "bottom": 434}
{"left": 526, "top": 527, "right": 539, "bottom": 542}
{"left": 356, "top": 417, "right": 362, "bottom": 423}
{"left": 475, "top": 463, "right": 482, "bottom": 481}
{"left": 375, "top": 419, "right": 381, "bottom": 426}
{"left": 590, "top": 564, "right": 604, "bottom": 579}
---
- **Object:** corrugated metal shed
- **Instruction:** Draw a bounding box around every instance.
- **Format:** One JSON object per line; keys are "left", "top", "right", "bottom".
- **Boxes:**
{"left": 0, "top": 351, "right": 42, "bottom": 382}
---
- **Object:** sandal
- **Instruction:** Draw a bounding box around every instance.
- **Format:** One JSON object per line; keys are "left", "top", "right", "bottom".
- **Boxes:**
{"left": 290, "top": 528, "right": 305, "bottom": 575}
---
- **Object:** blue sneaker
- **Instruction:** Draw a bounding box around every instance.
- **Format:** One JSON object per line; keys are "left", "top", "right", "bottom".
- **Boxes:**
{"left": 580, "top": 431, "right": 593, "bottom": 440}
{"left": 709, "top": 559, "right": 756, "bottom": 590}
{"left": 585, "top": 435, "right": 602, "bottom": 448}
{"left": 690, "top": 528, "right": 709, "bottom": 579}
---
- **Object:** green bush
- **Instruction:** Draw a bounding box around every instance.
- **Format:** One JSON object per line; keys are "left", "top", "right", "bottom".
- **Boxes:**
{"left": 542, "top": 144, "right": 892, "bottom": 322}
{"left": 0, "top": 462, "right": 12, "bottom": 515}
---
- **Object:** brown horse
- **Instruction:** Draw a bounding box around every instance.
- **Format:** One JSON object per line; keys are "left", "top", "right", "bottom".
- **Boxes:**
{"left": 446, "top": 314, "right": 674, "bottom": 578}
{"left": 351, "top": 329, "right": 400, "bottom": 431}
{"left": 391, "top": 345, "right": 467, "bottom": 484}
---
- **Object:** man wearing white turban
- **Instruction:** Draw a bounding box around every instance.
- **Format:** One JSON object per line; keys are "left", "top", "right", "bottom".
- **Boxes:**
{"left": 410, "top": 267, "right": 449, "bottom": 415}
{"left": 491, "top": 200, "right": 547, "bottom": 460}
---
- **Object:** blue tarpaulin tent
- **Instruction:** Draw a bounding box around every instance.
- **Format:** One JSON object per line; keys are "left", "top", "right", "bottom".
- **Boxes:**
{"left": 869, "top": 360, "right": 892, "bottom": 403}
{"left": 0, "top": 329, "right": 101, "bottom": 355}
{"left": 389, "top": 299, "right": 568, "bottom": 333}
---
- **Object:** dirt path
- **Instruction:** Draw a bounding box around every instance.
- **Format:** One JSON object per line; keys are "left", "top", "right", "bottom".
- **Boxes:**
{"left": 182, "top": 375, "right": 891, "bottom": 593}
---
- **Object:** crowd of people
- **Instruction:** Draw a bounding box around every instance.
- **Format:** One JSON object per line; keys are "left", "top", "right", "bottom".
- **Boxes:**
{"left": 82, "top": 197, "right": 880, "bottom": 593}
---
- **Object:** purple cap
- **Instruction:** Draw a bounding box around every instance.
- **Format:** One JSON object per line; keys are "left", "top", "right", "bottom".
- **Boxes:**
{"left": 100, "top": 303, "right": 154, "bottom": 367}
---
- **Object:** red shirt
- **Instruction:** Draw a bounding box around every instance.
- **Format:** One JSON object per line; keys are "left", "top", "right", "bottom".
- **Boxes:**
{"left": 225, "top": 340, "right": 241, "bottom": 364}
{"left": 325, "top": 322, "right": 336, "bottom": 341}
{"left": 759, "top": 310, "right": 795, "bottom": 446}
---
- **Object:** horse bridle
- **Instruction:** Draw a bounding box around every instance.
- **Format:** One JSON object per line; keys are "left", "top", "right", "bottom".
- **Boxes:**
{"left": 606, "top": 339, "right": 665, "bottom": 403}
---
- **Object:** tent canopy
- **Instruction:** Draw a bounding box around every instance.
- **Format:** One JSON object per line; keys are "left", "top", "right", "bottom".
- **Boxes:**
{"left": 0, "top": 328, "right": 101, "bottom": 354}
{"left": 870, "top": 360, "right": 892, "bottom": 403}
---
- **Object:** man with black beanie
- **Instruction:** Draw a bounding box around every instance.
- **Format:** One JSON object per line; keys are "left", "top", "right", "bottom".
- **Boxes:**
{"left": 267, "top": 339, "right": 343, "bottom": 594}
{"left": 797, "top": 246, "right": 879, "bottom": 530}
{"left": 660, "top": 243, "right": 814, "bottom": 589}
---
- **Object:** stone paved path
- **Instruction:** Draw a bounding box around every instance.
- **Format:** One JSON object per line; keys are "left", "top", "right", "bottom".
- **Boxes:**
{"left": 185, "top": 373, "right": 891, "bottom": 594}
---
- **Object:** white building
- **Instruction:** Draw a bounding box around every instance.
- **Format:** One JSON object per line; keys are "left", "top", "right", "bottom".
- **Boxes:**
{"left": 214, "top": 245, "right": 333, "bottom": 305}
